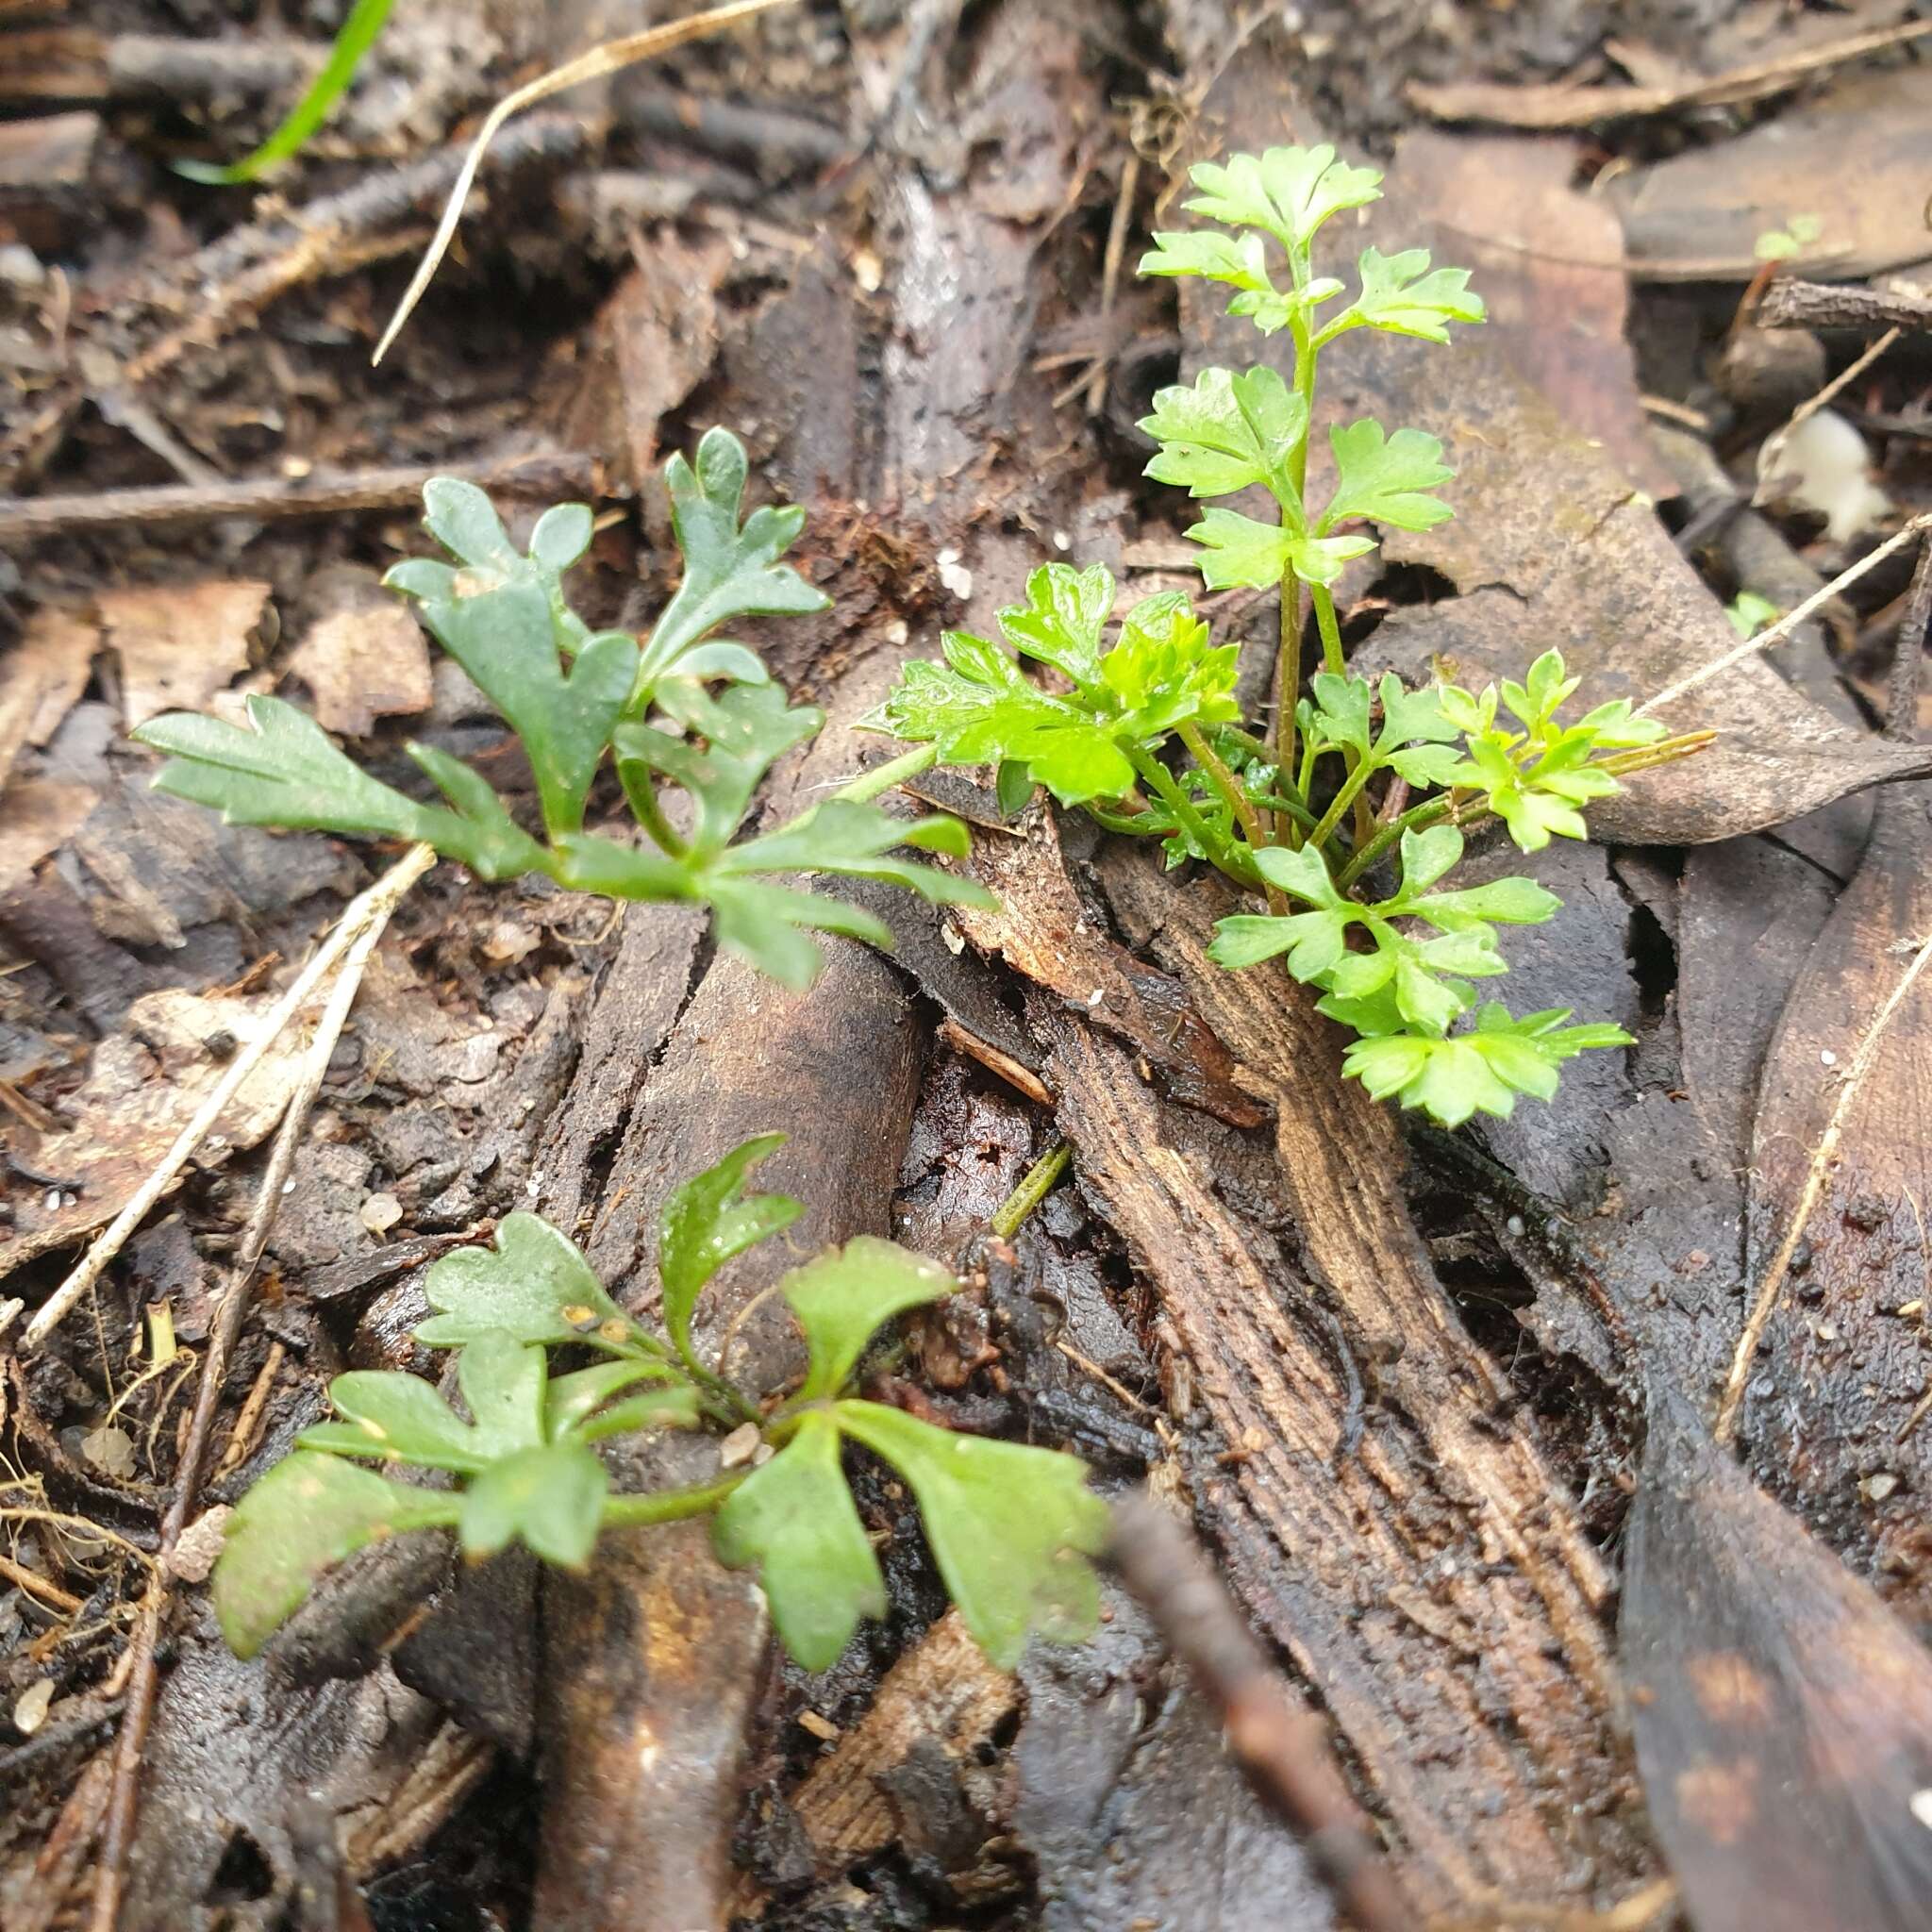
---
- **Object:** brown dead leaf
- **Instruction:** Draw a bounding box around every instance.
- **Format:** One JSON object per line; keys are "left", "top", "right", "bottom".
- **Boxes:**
{"left": 1726, "top": 779, "right": 1932, "bottom": 1603}
{"left": 1624, "top": 1389, "right": 1932, "bottom": 1932}
{"left": 0, "top": 608, "right": 95, "bottom": 789}
{"left": 1392, "top": 130, "right": 1668, "bottom": 495}
{"left": 1607, "top": 63, "right": 1932, "bottom": 281}
{"left": 289, "top": 589, "right": 432, "bottom": 737}
{"left": 0, "top": 988, "right": 305, "bottom": 1275}
{"left": 0, "top": 778, "right": 97, "bottom": 891}
{"left": 100, "top": 579, "right": 271, "bottom": 730}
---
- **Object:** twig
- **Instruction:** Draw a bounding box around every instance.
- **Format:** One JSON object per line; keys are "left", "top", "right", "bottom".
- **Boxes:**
{"left": 1757, "top": 279, "right": 1932, "bottom": 335}
{"left": 25, "top": 844, "right": 436, "bottom": 1349}
{"left": 1638, "top": 512, "right": 1932, "bottom": 716}
{"left": 1085, "top": 149, "right": 1141, "bottom": 415}
{"left": 991, "top": 1141, "right": 1071, "bottom": 1241}
{"left": 1716, "top": 532, "right": 1932, "bottom": 1444}
{"left": 1409, "top": 15, "right": 1932, "bottom": 128}
{"left": 88, "top": 840, "right": 432, "bottom": 1932}
{"left": 1108, "top": 1493, "right": 1417, "bottom": 1932}
{"left": 0, "top": 449, "right": 596, "bottom": 545}
{"left": 374, "top": 0, "right": 805, "bottom": 364}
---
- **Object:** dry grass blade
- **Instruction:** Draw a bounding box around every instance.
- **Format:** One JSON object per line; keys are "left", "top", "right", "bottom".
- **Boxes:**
{"left": 1639, "top": 511, "right": 1932, "bottom": 716}
{"left": 24, "top": 843, "right": 436, "bottom": 1349}
{"left": 372, "top": 0, "right": 803, "bottom": 365}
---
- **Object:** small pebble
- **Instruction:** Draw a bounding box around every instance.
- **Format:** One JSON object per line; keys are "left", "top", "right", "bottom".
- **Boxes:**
{"left": 12, "top": 1678, "right": 53, "bottom": 1738}
{"left": 359, "top": 1192, "right": 403, "bottom": 1237}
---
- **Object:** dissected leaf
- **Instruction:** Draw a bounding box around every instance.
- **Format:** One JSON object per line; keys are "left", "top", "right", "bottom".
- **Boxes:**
{"left": 1321, "top": 420, "right": 1456, "bottom": 532}
{"left": 837, "top": 1401, "right": 1108, "bottom": 1669}
{"left": 641, "top": 428, "right": 831, "bottom": 690}
{"left": 299, "top": 1334, "right": 546, "bottom": 1473}
{"left": 1341, "top": 1002, "right": 1629, "bottom": 1125}
{"left": 396, "top": 577, "right": 636, "bottom": 839}
{"left": 711, "top": 1410, "right": 885, "bottom": 1671}
{"left": 1183, "top": 144, "right": 1383, "bottom": 253}
{"left": 458, "top": 1440, "right": 608, "bottom": 1568}
{"left": 1140, "top": 365, "right": 1307, "bottom": 504}
{"left": 1318, "top": 245, "right": 1486, "bottom": 346}
{"left": 417, "top": 1213, "right": 644, "bottom": 1354}
{"left": 214, "top": 1452, "right": 457, "bottom": 1657}
{"left": 996, "top": 562, "right": 1115, "bottom": 684}
{"left": 658, "top": 1133, "right": 802, "bottom": 1366}
{"left": 1184, "top": 509, "right": 1374, "bottom": 590}
{"left": 781, "top": 1236, "right": 958, "bottom": 1401}
{"left": 543, "top": 1360, "right": 688, "bottom": 1440}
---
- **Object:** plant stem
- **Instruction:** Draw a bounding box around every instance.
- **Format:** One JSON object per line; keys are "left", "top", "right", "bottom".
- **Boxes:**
{"left": 991, "top": 1141, "right": 1071, "bottom": 1241}
{"left": 833, "top": 741, "right": 939, "bottom": 806}
{"left": 1177, "top": 722, "right": 1288, "bottom": 914}
{"left": 601, "top": 1472, "right": 747, "bottom": 1528}
{"left": 619, "top": 761, "right": 689, "bottom": 860}
{"left": 1305, "top": 756, "right": 1375, "bottom": 857}
{"left": 1274, "top": 571, "right": 1303, "bottom": 844}
{"left": 1126, "top": 746, "right": 1262, "bottom": 891}
{"left": 1307, "top": 582, "right": 1346, "bottom": 676}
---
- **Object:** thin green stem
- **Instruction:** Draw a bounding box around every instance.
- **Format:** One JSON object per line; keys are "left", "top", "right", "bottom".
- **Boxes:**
{"left": 1305, "top": 756, "right": 1376, "bottom": 857}
{"left": 1274, "top": 571, "right": 1303, "bottom": 844}
{"left": 600, "top": 1472, "right": 748, "bottom": 1529}
{"left": 1176, "top": 721, "right": 1287, "bottom": 915}
{"left": 1307, "top": 582, "right": 1346, "bottom": 677}
{"left": 618, "top": 761, "right": 689, "bottom": 861}
{"left": 1337, "top": 793, "right": 1461, "bottom": 891}
{"left": 832, "top": 741, "right": 939, "bottom": 806}
{"left": 1126, "top": 746, "right": 1262, "bottom": 891}
{"left": 991, "top": 1141, "right": 1071, "bottom": 1241}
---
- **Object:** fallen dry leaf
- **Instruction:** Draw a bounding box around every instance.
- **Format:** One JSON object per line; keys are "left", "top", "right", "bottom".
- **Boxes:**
{"left": 1624, "top": 1388, "right": 1932, "bottom": 1932}
{"left": 1607, "top": 63, "right": 1932, "bottom": 281}
{"left": 289, "top": 590, "right": 432, "bottom": 738}
{"left": 0, "top": 778, "right": 98, "bottom": 891}
{"left": 0, "top": 988, "right": 306, "bottom": 1275}
{"left": 0, "top": 608, "right": 96, "bottom": 790}
{"left": 99, "top": 578, "right": 271, "bottom": 731}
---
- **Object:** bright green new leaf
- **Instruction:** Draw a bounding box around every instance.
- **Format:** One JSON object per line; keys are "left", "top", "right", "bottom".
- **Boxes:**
{"left": 837, "top": 1402, "right": 1108, "bottom": 1669}
{"left": 782, "top": 1236, "right": 958, "bottom": 1402}
{"left": 1140, "top": 366, "right": 1307, "bottom": 505}
{"left": 458, "top": 1441, "right": 608, "bottom": 1568}
{"left": 1342, "top": 1003, "right": 1632, "bottom": 1126}
{"left": 658, "top": 1134, "right": 802, "bottom": 1368}
{"left": 997, "top": 562, "right": 1115, "bottom": 684}
{"left": 712, "top": 1410, "right": 885, "bottom": 1671}
{"left": 417, "top": 1213, "right": 644, "bottom": 1353}
{"left": 1181, "top": 509, "right": 1376, "bottom": 588}
{"left": 1321, "top": 420, "right": 1456, "bottom": 533}
{"left": 1318, "top": 246, "right": 1486, "bottom": 347}
{"left": 1183, "top": 145, "right": 1383, "bottom": 254}
{"left": 641, "top": 428, "right": 831, "bottom": 690}
{"left": 1138, "top": 227, "right": 1274, "bottom": 294}
{"left": 1095, "top": 593, "right": 1241, "bottom": 738}
{"left": 397, "top": 578, "right": 637, "bottom": 839}
{"left": 214, "top": 1453, "right": 457, "bottom": 1658}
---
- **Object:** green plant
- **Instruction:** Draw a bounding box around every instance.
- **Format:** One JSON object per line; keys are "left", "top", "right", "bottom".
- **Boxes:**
{"left": 176, "top": 0, "right": 396, "bottom": 184}
{"left": 132, "top": 430, "right": 991, "bottom": 991}
{"left": 868, "top": 145, "right": 1710, "bottom": 1127}
{"left": 216, "top": 1137, "right": 1108, "bottom": 1672}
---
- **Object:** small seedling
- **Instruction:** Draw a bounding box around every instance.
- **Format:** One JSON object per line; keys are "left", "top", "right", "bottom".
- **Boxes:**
{"left": 1752, "top": 212, "right": 1824, "bottom": 264}
{"left": 216, "top": 1136, "right": 1108, "bottom": 1672}
{"left": 132, "top": 429, "right": 991, "bottom": 991}
{"left": 871, "top": 144, "right": 1710, "bottom": 1126}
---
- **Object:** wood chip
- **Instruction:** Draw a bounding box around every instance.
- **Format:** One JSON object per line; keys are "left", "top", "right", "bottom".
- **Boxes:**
{"left": 0, "top": 608, "right": 95, "bottom": 789}
{"left": 0, "top": 778, "right": 97, "bottom": 891}
{"left": 288, "top": 595, "right": 432, "bottom": 737}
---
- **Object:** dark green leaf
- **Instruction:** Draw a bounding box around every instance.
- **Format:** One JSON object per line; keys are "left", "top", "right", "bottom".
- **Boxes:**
{"left": 543, "top": 1360, "right": 686, "bottom": 1441}
{"left": 403, "top": 743, "right": 548, "bottom": 879}
{"left": 782, "top": 1237, "right": 958, "bottom": 1401}
{"left": 573, "top": 1384, "right": 701, "bottom": 1444}
{"left": 402, "top": 579, "right": 636, "bottom": 838}
{"left": 837, "top": 1402, "right": 1108, "bottom": 1669}
{"left": 641, "top": 428, "right": 831, "bottom": 688}
{"left": 213, "top": 1453, "right": 457, "bottom": 1657}
{"left": 713, "top": 1411, "right": 884, "bottom": 1671}
{"left": 417, "top": 1213, "right": 644, "bottom": 1353}
{"left": 658, "top": 1135, "right": 802, "bottom": 1368}
{"left": 458, "top": 1441, "right": 608, "bottom": 1568}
